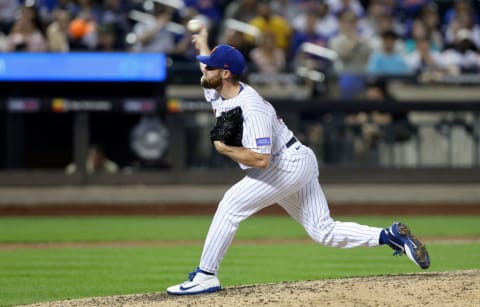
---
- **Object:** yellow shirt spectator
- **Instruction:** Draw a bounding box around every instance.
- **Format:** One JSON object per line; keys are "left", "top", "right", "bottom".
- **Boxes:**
{"left": 247, "top": 1, "right": 292, "bottom": 50}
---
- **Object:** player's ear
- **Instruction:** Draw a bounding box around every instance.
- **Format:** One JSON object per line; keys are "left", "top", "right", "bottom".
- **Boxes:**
{"left": 223, "top": 69, "right": 233, "bottom": 80}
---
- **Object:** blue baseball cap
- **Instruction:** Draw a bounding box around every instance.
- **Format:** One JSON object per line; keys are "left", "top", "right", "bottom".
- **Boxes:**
{"left": 197, "top": 45, "right": 246, "bottom": 75}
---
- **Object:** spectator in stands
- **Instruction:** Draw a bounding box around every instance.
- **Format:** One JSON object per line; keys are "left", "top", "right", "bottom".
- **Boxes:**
{"left": 99, "top": 0, "right": 131, "bottom": 50}
{"left": 395, "top": 0, "right": 430, "bottom": 22}
{"left": 5, "top": 3, "right": 48, "bottom": 52}
{"left": 291, "top": 1, "right": 338, "bottom": 45}
{"left": 330, "top": 10, "right": 371, "bottom": 73}
{"left": 249, "top": 30, "right": 286, "bottom": 77}
{"left": 46, "top": 8, "right": 71, "bottom": 52}
{"left": 71, "top": 0, "right": 101, "bottom": 25}
{"left": 290, "top": 9, "right": 331, "bottom": 92}
{"left": 290, "top": 10, "right": 329, "bottom": 58}
{"left": 367, "top": 12, "right": 405, "bottom": 53}
{"left": 223, "top": 0, "right": 258, "bottom": 23}
{"left": 131, "top": 4, "right": 177, "bottom": 53}
{"left": 270, "top": 0, "right": 301, "bottom": 22}
{"left": 344, "top": 92, "right": 390, "bottom": 162}
{"left": 51, "top": 0, "right": 77, "bottom": 16}
{"left": 362, "top": 0, "right": 388, "bottom": 38}
{"left": 442, "top": 0, "right": 479, "bottom": 28}
{"left": 247, "top": 0, "right": 292, "bottom": 51}
{"left": 32, "top": 0, "right": 59, "bottom": 26}
{"left": 405, "top": 36, "right": 444, "bottom": 75}
{"left": 65, "top": 144, "right": 119, "bottom": 175}
{"left": 329, "top": 10, "right": 372, "bottom": 98}
{"left": 290, "top": 3, "right": 339, "bottom": 96}
{"left": 367, "top": 30, "right": 410, "bottom": 75}
{"left": 95, "top": 23, "right": 118, "bottom": 51}
{"left": 327, "top": 0, "right": 365, "bottom": 18}
{"left": 417, "top": 2, "right": 443, "bottom": 52}
{"left": 441, "top": 28, "right": 479, "bottom": 73}
{"left": 0, "top": 0, "right": 20, "bottom": 34}
{"left": 345, "top": 78, "right": 416, "bottom": 163}
{"left": 184, "top": 0, "right": 222, "bottom": 24}
{"left": 21, "top": 1, "right": 48, "bottom": 32}
{"left": 444, "top": 7, "right": 480, "bottom": 49}
{"left": 219, "top": 0, "right": 257, "bottom": 55}
{"left": 404, "top": 19, "right": 441, "bottom": 54}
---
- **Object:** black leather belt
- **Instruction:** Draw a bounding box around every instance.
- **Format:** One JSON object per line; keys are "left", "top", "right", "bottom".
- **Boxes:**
{"left": 286, "top": 136, "right": 298, "bottom": 148}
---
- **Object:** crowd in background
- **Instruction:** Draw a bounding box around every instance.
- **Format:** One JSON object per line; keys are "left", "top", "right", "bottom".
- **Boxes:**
{"left": 0, "top": 0, "right": 479, "bottom": 81}
{"left": 1, "top": 0, "right": 479, "bottom": 169}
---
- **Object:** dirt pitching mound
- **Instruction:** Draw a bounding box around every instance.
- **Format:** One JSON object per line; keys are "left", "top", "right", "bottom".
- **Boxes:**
{"left": 25, "top": 270, "right": 479, "bottom": 307}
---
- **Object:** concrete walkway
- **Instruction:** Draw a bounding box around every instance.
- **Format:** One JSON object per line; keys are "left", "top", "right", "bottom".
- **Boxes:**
{"left": 1, "top": 183, "right": 480, "bottom": 205}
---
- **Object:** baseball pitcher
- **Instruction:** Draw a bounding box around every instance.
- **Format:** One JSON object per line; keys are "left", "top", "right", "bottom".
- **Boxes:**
{"left": 166, "top": 27, "right": 430, "bottom": 296}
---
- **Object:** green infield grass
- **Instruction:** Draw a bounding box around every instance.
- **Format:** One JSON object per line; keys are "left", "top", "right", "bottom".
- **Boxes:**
{"left": 0, "top": 215, "right": 479, "bottom": 306}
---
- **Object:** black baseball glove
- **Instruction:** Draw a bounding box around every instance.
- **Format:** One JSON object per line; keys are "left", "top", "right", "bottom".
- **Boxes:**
{"left": 210, "top": 106, "right": 243, "bottom": 146}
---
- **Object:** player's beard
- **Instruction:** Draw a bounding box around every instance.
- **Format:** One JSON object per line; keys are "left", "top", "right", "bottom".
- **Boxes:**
{"left": 201, "top": 74, "right": 223, "bottom": 90}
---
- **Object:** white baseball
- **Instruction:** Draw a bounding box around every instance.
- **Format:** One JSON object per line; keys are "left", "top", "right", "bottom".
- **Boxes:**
{"left": 187, "top": 19, "right": 202, "bottom": 32}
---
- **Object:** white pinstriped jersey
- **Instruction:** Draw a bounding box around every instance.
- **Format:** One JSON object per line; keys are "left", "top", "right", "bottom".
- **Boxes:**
{"left": 198, "top": 81, "right": 382, "bottom": 274}
{"left": 204, "top": 82, "right": 294, "bottom": 169}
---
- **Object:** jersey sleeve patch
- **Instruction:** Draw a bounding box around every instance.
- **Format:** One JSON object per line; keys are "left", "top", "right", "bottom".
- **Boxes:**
{"left": 256, "top": 137, "right": 271, "bottom": 146}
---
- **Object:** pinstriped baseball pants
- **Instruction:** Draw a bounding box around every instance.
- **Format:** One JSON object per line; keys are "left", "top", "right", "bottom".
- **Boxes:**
{"left": 199, "top": 145, "right": 382, "bottom": 273}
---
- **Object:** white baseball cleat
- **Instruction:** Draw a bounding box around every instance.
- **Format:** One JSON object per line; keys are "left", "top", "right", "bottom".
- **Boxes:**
{"left": 166, "top": 267, "right": 221, "bottom": 295}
